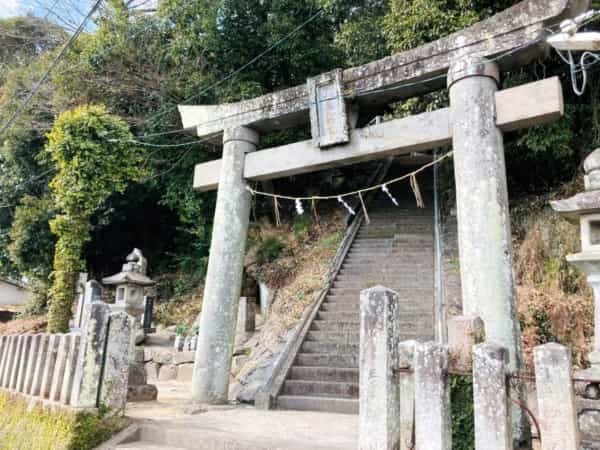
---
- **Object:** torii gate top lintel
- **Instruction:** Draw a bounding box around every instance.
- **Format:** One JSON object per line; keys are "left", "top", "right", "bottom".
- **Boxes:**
{"left": 179, "top": 0, "right": 588, "bottom": 142}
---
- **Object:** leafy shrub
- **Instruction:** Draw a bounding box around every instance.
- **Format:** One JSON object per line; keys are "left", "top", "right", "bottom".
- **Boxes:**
{"left": 450, "top": 375, "right": 475, "bottom": 450}
{"left": 0, "top": 392, "right": 128, "bottom": 450}
{"left": 257, "top": 237, "right": 285, "bottom": 263}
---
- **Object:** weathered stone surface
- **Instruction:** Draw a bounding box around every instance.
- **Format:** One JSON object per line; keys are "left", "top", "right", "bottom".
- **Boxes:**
{"left": 193, "top": 78, "right": 563, "bottom": 192}
{"left": 534, "top": 343, "right": 580, "bottom": 450}
{"left": 180, "top": 0, "right": 583, "bottom": 141}
{"left": 15, "top": 334, "right": 32, "bottom": 392}
{"left": 237, "top": 297, "right": 256, "bottom": 334}
{"left": 398, "top": 340, "right": 417, "bottom": 450}
{"left": 101, "top": 311, "right": 134, "bottom": 410}
{"left": 193, "top": 126, "right": 258, "bottom": 404}
{"left": 359, "top": 286, "right": 400, "bottom": 450}
{"left": 145, "top": 361, "right": 160, "bottom": 381}
{"left": 22, "top": 334, "right": 41, "bottom": 394}
{"left": 448, "top": 315, "right": 484, "bottom": 371}
{"left": 177, "top": 363, "right": 194, "bottom": 382}
{"left": 128, "top": 362, "right": 147, "bottom": 386}
{"left": 414, "top": 342, "right": 451, "bottom": 450}
{"left": 152, "top": 349, "right": 174, "bottom": 365}
{"left": 73, "top": 302, "right": 110, "bottom": 408}
{"left": 173, "top": 351, "right": 195, "bottom": 365}
{"left": 580, "top": 409, "right": 600, "bottom": 439}
{"left": 9, "top": 335, "right": 25, "bottom": 390}
{"left": 158, "top": 364, "right": 178, "bottom": 381}
{"left": 30, "top": 334, "right": 49, "bottom": 396}
{"left": 449, "top": 55, "right": 529, "bottom": 446}
{"left": 127, "top": 384, "right": 158, "bottom": 402}
{"left": 39, "top": 334, "right": 60, "bottom": 399}
{"left": 60, "top": 334, "right": 81, "bottom": 405}
{"left": 472, "top": 343, "right": 511, "bottom": 450}
{"left": 50, "top": 334, "right": 71, "bottom": 402}
{"left": 0, "top": 336, "right": 9, "bottom": 386}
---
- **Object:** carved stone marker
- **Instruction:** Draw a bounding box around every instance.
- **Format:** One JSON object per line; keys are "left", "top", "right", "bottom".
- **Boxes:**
{"left": 448, "top": 315, "right": 485, "bottom": 371}
{"left": 73, "top": 301, "right": 110, "bottom": 408}
{"left": 100, "top": 311, "right": 135, "bottom": 410}
{"left": 359, "top": 286, "right": 400, "bottom": 450}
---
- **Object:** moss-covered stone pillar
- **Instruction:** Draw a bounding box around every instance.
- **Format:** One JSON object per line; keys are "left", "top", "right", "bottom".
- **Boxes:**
{"left": 192, "top": 126, "right": 258, "bottom": 403}
{"left": 448, "top": 55, "right": 528, "bottom": 446}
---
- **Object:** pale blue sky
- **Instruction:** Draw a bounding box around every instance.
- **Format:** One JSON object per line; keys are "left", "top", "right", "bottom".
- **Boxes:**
{"left": 0, "top": 0, "right": 96, "bottom": 30}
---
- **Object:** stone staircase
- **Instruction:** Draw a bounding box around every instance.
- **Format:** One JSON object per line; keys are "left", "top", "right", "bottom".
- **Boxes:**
{"left": 276, "top": 193, "right": 436, "bottom": 414}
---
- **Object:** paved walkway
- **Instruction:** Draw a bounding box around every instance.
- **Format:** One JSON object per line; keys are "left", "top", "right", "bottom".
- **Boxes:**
{"left": 118, "top": 381, "right": 358, "bottom": 450}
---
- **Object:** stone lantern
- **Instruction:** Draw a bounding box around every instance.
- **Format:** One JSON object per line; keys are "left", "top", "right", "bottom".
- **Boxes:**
{"left": 102, "top": 249, "right": 155, "bottom": 321}
{"left": 551, "top": 149, "right": 600, "bottom": 441}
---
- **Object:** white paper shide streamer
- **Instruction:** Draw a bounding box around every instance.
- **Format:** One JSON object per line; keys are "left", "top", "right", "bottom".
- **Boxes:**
{"left": 337, "top": 196, "right": 356, "bottom": 216}
{"left": 295, "top": 198, "right": 304, "bottom": 215}
{"left": 381, "top": 184, "right": 399, "bottom": 206}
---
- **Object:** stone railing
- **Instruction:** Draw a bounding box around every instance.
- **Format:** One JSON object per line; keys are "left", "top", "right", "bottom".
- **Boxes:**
{"left": 0, "top": 332, "right": 82, "bottom": 406}
{"left": 0, "top": 282, "right": 136, "bottom": 411}
{"left": 359, "top": 285, "right": 594, "bottom": 450}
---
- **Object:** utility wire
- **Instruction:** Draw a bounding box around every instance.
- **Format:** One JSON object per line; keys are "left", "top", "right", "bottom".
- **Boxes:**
{"left": 0, "top": 0, "right": 104, "bottom": 137}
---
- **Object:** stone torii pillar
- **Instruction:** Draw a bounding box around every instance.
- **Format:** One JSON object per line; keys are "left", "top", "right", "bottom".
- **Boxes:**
{"left": 192, "top": 126, "right": 259, "bottom": 403}
{"left": 448, "top": 56, "right": 529, "bottom": 445}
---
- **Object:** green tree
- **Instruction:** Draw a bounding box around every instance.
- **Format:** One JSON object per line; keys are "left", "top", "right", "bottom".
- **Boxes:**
{"left": 44, "top": 105, "right": 146, "bottom": 332}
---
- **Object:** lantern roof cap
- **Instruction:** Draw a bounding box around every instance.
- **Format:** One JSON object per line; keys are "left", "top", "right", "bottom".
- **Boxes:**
{"left": 584, "top": 148, "right": 600, "bottom": 174}
{"left": 551, "top": 149, "right": 600, "bottom": 220}
{"left": 102, "top": 248, "right": 155, "bottom": 286}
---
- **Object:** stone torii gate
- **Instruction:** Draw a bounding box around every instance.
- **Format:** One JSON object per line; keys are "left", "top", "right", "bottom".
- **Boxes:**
{"left": 179, "top": 0, "right": 587, "bottom": 428}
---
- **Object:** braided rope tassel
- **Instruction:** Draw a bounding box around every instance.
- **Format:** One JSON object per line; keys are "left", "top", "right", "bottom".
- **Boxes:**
{"left": 410, "top": 174, "right": 425, "bottom": 208}
{"left": 273, "top": 197, "right": 281, "bottom": 227}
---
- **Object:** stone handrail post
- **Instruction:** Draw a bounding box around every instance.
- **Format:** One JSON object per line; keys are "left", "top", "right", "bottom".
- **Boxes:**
{"left": 414, "top": 342, "right": 451, "bottom": 450}
{"left": 398, "top": 340, "right": 417, "bottom": 450}
{"left": 534, "top": 343, "right": 580, "bottom": 450}
{"left": 472, "top": 343, "right": 512, "bottom": 450}
{"left": 358, "top": 286, "right": 401, "bottom": 450}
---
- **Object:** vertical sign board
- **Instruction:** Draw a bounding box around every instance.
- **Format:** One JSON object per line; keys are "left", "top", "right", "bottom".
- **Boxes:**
{"left": 308, "top": 69, "right": 350, "bottom": 148}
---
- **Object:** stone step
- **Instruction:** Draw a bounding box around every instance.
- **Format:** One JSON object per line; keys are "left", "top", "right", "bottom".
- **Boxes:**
{"left": 347, "top": 247, "right": 433, "bottom": 254}
{"left": 295, "top": 353, "right": 358, "bottom": 368}
{"left": 305, "top": 331, "right": 360, "bottom": 343}
{"left": 282, "top": 380, "right": 359, "bottom": 398}
{"left": 301, "top": 341, "right": 359, "bottom": 354}
{"left": 333, "top": 276, "right": 434, "bottom": 286}
{"left": 326, "top": 294, "right": 433, "bottom": 302}
{"left": 321, "top": 302, "right": 434, "bottom": 314}
{"left": 311, "top": 320, "right": 359, "bottom": 332}
{"left": 116, "top": 443, "right": 188, "bottom": 450}
{"left": 329, "top": 287, "right": 434, "bottom": 296}
{"left": 277, "top": 395, "right": 359, "bottom": 414}
{"left": 316, "top": 312, "right": 358, "bottom": 322}
{"left": 343, "top": 253, "right": 434, "bottom": 261}
{"left": 288, "top": 366, "right": 359, "bottom": 383}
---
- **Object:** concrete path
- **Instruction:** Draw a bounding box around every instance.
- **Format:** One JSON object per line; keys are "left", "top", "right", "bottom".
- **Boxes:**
{"left": 114, "top": 381, "right": 358, "bottom": 449}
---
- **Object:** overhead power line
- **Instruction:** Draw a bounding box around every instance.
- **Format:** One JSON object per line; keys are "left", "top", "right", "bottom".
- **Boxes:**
{"left": 0, "top": 0, "right": 104, "bottom": 138}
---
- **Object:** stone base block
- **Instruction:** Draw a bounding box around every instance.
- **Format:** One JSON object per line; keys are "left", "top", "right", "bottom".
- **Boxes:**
{"left": 145, "top": 362, "right": 159, "bottom": 381}
{"left": 158, "top": 364, "right": 177, "bottom": 381}
{"left": 127, "top": 384, "right": 158, "bottom": 402}
{"left": 447, "top": 315, "right": 484, "bottom": 371}
{"left": 177, "top": 364, "right": 194, "bottom": 382}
